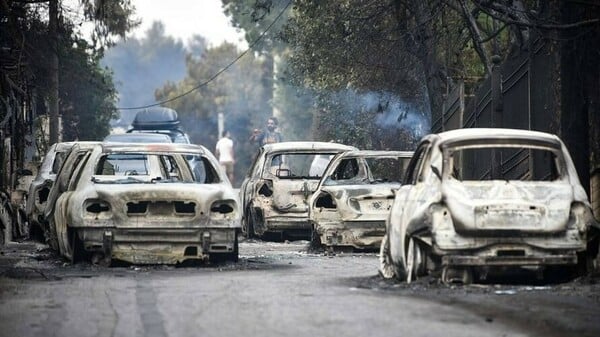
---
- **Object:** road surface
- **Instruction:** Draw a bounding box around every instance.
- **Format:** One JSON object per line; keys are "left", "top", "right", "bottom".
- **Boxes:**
{"left": 0, "top": 239, "right": 599, "bottom": 337}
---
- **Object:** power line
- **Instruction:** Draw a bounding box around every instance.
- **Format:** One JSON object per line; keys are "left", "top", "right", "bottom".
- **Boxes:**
{"left": 118, "top": 0, "right": 292, "bottom": 110}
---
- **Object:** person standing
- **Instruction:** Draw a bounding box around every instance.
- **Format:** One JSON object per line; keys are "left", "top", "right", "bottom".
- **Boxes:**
{"left": 249, "top": 116, "right": 283, "bottom": 146}
{"left": 215, "top": 130, "right": 235, "bottom": 183}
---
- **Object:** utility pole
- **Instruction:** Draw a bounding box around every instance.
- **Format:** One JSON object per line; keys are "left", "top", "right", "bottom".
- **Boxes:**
{"left": 48, "top": 0, "right": 59, "bottom": 145}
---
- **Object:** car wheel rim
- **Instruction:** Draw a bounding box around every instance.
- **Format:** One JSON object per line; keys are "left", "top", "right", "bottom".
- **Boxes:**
{"left": 379, "top": 234, "right": 396, "bottom": 279}
{"left": 406, "top": 238, "right": 415, "bottom": 283}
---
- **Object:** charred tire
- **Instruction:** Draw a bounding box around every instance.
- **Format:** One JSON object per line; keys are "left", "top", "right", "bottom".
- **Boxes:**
{"left": 68, "top": 228, "right": 88, "bottom": 263}
{"left": 228, "top": 231, "right": 239, "bottom": 262}
{"left": 250, "top": 207, "right": 263, "bottom": 239}
{"left": 0, "top": 222, "right": 5, "bottom": 245}
{"left": 379, "top": 234, "right": 402, "bottom": 279}
{"left": 243, "top": 207, "right": 254, "bottom": 238}
{"left": 310, "top": 226, "right": 322, "bottom": 251}
{"left": 46, "top": 220, "right": 59, "bottom": 252}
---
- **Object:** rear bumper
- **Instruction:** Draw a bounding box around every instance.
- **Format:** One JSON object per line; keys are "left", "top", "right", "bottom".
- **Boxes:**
{"left": 441, "top": 252, "right": 577, "bottom": 267}
{"left": 77, "top": 227, "right": 236, "bottom": 264}
{"left": 432, "top": 227, "right": 588, "bottom": 267}
{"left": 314, "top": 221, "right": 385, "bottom": 249}
{"left": 263, "top": 216, "right": 311, "bottom": 233}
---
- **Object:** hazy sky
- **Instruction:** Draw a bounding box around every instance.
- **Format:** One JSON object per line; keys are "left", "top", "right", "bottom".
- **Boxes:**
{"left": 129, "top": 0, "right": 246, "bottom": 47}
{"left": 69, "top": 0, "right": 247, "bottom": 48}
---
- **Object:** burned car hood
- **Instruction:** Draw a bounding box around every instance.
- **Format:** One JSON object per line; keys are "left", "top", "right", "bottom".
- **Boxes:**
{"left": 442, "top": 180, "right": 573, "bottom": 233}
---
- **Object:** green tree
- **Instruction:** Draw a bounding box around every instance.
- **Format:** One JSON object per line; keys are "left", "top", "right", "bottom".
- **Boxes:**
{"left": 223, "top": 0, "right": 315, "bottom": 141}
{"left": 1, "top": 0, "right": 137, "bottom": 147}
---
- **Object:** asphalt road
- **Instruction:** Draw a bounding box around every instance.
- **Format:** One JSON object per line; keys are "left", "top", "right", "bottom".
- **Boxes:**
{"left": 0, "top": 239, "right": 599, "bottom": 337}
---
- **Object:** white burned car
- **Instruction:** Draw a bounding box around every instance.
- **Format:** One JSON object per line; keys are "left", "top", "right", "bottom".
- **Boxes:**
{"left": 309, "top": 150, "right": 413, "bottom": 250}
{"left": 26, "top": 142, "right": 75, "bottom": 240}
{"left": 49, "top": 143, "right": 240, "bottom": 264}
{"left": 240, "top": 141, "right": 356, "bottom": 240}
{"left": 379, "top": 128, "right": 600, "bottom": 284}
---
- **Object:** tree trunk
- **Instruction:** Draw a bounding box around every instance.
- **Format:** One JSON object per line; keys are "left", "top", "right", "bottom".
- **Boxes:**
{"left": 48, "top": 0, "right": 59, "bottom": 145}
{"left": 411, "top": 1, "right": 446, "bottom": 128}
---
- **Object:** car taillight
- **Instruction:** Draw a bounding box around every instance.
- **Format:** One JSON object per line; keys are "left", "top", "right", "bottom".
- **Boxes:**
{"left": 85, "top": 200, "right": 111, "bottom": 213}
{"left": 210, "top": 200, "right": 236, "bottom": 215}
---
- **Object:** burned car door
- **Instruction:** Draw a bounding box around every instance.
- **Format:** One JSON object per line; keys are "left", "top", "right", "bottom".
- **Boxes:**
{"left": 43, "top": 144, "right": 97, "bottom": 250}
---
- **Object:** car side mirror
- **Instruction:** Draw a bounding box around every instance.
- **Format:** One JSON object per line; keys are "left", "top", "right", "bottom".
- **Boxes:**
{"left": 431, "top": 165, "right": 442, "bottom": 180}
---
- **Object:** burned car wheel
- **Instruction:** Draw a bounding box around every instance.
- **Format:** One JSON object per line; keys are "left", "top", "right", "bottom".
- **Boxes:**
{"left": 243, "top": 208, "right": 254, "bottom": 239}
{"left": 406, "top": 237, "right": 426, "bottom": 283}
{"left": 379, "top": 234, "right": 402, "bottom": 279}
{"left": 310, "top": 227, "right": 322, "bottom": 250}
{"left": 68, "top": 228, "right": 89, "bottom": 263}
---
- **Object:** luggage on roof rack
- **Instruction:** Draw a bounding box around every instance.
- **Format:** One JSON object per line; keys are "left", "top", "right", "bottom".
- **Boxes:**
{"left": 131, "top": 107, "right": 181, "bottom": 130}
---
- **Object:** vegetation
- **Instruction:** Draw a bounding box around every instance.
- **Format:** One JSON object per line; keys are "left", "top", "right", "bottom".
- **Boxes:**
{"left": 155, "top": 42, "right": 271, "bottom": 186}
{"left": 1, "top": 0, "right": 137, "bottom": 151}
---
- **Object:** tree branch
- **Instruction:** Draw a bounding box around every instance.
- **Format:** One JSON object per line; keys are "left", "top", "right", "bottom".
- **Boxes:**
{"left": 458, "top": 0, "right": 491, "bottom": 75}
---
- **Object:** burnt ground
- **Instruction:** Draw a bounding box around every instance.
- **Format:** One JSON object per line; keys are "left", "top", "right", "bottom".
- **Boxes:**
{"left": 0, "top": 239, "right": 599, "bottom": 337}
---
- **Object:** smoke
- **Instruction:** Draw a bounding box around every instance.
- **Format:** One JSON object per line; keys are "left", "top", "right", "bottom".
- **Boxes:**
{"left": 329, "top": 89, "right": 430, "bottom": 138}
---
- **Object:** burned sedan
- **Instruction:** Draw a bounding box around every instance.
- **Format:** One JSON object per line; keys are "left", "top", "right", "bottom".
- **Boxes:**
{"left": 49, "top": 143, "right": 240, "bottom": 264}
{"left": 240, "top": 141, "right": 356, "bottom": 240}
{"left": 309, "top": 151, "right": 413, "bottom": 250}
{"left": 26, "top": 142, "right": 75, "bottom": 240}
{"left": 379, "top": 128, "right": 600, "bottom": 284}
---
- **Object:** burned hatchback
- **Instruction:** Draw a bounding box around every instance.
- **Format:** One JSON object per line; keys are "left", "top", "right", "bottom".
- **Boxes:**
{"left": 309, "top": 151, "right": 413, "bottom": 251}
{"left": 50, "top": 143, "right": 240, "bottom": 264}
{"left": 240, "top": 141, "right": 356, "bottom": 240}
{"left": 379, "top": 128, "right": 599, "bottom": 284}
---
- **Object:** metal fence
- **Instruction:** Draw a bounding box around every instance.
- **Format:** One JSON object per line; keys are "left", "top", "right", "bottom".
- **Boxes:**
{"left": 435, "top": 34, "right": 599, "bottom": 218}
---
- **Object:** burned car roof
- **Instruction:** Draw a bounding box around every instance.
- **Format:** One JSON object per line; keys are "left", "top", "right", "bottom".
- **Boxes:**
{"left": 261, "top": 141, "right": 356, "bottom": 153}
{"left": 434, "top": 128, "right": 562, "bottom": 142}
{"left": 99, "top": 142, "right": 209, "bottom": 155}
{"left": 103, "top": 133, "right": 172, "bottom": 143}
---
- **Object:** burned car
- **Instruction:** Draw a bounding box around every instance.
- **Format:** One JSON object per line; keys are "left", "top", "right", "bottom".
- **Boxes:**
{"left": 26, "top": 142, "right": 74, "bottom": 239}
{"left": 48, "top": 142, "right": 240, "bottom": 264}
{"left": 309, "top": 151, "right": 413, "bottom": 251}
{"left": 379, "top": 128, "right": 600, "bottom": 284}
{"left": 240, "top": 141, "right": 356, "bottom": 240}
{"left": 103, "top": 133, "right": 172, "bottom": 143}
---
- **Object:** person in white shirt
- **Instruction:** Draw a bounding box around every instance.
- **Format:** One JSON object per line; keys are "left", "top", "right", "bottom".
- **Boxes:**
{"left": 215, "top": 130, "right": 235, "bottom": 183}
